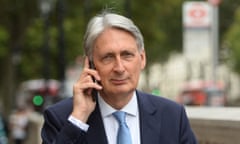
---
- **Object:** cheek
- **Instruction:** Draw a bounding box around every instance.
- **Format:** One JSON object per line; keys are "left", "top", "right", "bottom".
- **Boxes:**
{"left": 129, "top": 64, "right": 142, "bottom": 79}
{"left": 97, "top": 68, "right": 110, "bottom": 81}
{"left": 132, "top": 69, "right": 141, "bottom": 80}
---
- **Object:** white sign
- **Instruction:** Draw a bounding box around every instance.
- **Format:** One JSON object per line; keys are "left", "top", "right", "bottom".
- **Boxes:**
{"left": 183, "top": 29, "right": 211, "bottom": 62}
{"left": 183, "top": 2, "right": 211, "bottom": 28}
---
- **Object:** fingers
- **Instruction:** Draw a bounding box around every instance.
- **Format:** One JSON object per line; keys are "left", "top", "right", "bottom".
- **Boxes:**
{"left": 71, "top": 56, "right": 102, "bottom": 122}
{"left": 75, "top": 75, "right": 102, "bottom": 92}
{"left": 84, "top": 56, "right": 90, "bottom": 69}
{"left": 82, "top": 56, "right": 101, "bottom": 81}
{"left": 74, "top": 56, "right": 102, "bottom": 95}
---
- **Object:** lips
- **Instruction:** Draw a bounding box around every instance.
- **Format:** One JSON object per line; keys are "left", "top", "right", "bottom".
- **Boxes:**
{"left": 111, "top": 78, "right": 127, "bottom": 85}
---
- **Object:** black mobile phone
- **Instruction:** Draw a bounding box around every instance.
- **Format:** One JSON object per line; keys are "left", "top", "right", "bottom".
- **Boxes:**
{"left": 89, "top": 60, "right": 98, "bottom": 101}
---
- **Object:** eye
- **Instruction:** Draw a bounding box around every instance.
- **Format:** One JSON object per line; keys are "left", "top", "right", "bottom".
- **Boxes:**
{"left": 122, "top": 51, "right": 135, "bottom": 59}
{"left": 101, "top": 54, "right": 114, "bottom": 64}
{"left": 103, "top": 55, "right": 113, "bottom": 60}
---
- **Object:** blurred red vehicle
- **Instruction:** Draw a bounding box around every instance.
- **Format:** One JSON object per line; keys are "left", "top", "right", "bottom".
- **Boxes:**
{"left": 177, "top": 81, "right": 226, "bottom": 106}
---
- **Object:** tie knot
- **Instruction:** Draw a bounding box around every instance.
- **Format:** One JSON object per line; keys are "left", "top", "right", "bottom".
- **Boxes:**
{"left": 113, "top": 111, "right": 126, "bottom": 124}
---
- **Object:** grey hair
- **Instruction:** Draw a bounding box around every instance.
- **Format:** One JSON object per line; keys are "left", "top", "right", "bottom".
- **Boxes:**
{"left": 83, "top": 11, "right": 144, "bottom": 60}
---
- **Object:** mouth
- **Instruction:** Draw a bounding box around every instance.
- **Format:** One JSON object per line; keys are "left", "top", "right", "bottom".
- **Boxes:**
{"left": 111, "top": 78, "right": 127, "bottom": 85}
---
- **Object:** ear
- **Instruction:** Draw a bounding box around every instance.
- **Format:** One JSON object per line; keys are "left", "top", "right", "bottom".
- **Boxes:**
{"left": 140, "top": 50, "right": 146, "bottom": 70}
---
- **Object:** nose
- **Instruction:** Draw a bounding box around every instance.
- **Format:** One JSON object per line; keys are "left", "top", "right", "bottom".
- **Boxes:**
{"left": 113, "top": 57, "right": 125, "bottom": 73}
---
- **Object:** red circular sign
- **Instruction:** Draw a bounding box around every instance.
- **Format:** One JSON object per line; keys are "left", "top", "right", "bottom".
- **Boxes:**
{"left": 189, "top": 8, "right": 206, "bottom": 19}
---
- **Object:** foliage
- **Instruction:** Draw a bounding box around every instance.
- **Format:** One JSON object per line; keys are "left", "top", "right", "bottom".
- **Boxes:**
{"left": 0, "top": 0, "right": 240, "bottom": 81}
{"left": 0, "top": 26, "right": 9, "bottom": 58}
{"left": 224, "top": 8, "right": 240, "bottom": 74}
{"left": 131, "top": 0, "right": 183, "bottom": 65}
{"left": 219, "top": 0, "right": 240, "bottom": 40}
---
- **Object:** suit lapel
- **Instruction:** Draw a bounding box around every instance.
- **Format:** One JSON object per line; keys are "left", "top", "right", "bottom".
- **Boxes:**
{"left": 86, "top": 104, "right": 108, "bottom": 144}
{"left": 85, "top": 91, "right": 162, "bottom": 144}
{"left": 137, "top": 91, "right": 161, "bottom": 144}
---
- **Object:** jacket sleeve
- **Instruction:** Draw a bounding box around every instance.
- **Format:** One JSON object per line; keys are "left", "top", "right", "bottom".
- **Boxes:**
{"left": 179, "top": 106, "right": 198, "bottom": 144}
{"left": 41, "top": 108, "right": 87, "bottom": 144}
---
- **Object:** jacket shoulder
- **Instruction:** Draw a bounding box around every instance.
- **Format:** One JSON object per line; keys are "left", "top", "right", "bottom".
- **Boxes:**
{"left": 44, "top": 97, "right": 73, "bottom": 120}
{"left": 137, "top": 90, "right": 182, "bottom": 108}
{"left": 136, "top": 90, "right": 184, "bottom": 117}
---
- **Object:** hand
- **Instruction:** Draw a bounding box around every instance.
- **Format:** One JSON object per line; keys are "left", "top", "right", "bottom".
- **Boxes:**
{"left": 71, "top": 57, "right": 102, "bottom": 122}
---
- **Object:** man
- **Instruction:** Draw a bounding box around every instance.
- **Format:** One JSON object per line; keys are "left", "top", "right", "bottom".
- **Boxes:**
{"left": 41, "top": 11, "right": 197, "bottom": 144}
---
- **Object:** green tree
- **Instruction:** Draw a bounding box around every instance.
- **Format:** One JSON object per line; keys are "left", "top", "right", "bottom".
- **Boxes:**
{"left": 0, "top": 26, "right": 9, "bottom": 58}
{"left": 131, "top": 0, "right": 183, "bottom": 65}
{"left": 224, "top": 8, "right": 240, "bottom": 74}
{"left": 0, "top": 0, "right": 38, "bottom": 115}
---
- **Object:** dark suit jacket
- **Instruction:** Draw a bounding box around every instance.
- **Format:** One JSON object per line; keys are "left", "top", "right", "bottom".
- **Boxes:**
{"left": 41, "top": 90, "right": 197, "bottom": 144}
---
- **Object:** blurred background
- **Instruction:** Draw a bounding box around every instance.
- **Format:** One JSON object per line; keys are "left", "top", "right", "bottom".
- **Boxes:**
{"left": 0, "top": 0, "right": 240, "bottom": 143}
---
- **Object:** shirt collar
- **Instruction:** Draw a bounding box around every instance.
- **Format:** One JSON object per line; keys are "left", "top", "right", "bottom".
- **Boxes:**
{"left": 98, "top": 91, "right": 138, "bottom": 118}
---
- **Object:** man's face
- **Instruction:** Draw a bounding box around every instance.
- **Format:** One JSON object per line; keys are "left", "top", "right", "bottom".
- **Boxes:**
{"left": 93, "top": 28, "right": 146, "bottom": 98}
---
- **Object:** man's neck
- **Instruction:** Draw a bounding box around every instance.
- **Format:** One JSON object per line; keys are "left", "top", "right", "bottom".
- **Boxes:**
{"left": 99, "top": 90, "right": 135, "bottom": 110}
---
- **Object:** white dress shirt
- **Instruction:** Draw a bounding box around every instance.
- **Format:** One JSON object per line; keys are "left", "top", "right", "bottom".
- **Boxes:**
{"left": 98, "top": 92, "right": 140, "bottom": 144}
{"left": 68, "top": 91, "right": 141, "bottom": 144}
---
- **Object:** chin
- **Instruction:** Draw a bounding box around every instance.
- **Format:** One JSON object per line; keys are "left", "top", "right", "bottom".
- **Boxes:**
{"left": 112, "top": 87, "right": 135, "bottom": 95}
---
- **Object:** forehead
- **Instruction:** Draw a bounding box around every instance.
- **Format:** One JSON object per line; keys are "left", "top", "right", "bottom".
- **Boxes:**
{"left": 94, "top": 28, "right": 137, "bottom": 49}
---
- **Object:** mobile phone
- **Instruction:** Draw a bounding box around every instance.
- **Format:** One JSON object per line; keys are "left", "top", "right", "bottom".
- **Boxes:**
{"left": 89, "top": 60, "right": 98, "bottom": 101}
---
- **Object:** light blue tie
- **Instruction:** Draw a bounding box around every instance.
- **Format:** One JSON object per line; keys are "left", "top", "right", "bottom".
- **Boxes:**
{"left": 113, "top": 111, "right": 132, "bottom": 144}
